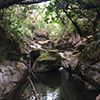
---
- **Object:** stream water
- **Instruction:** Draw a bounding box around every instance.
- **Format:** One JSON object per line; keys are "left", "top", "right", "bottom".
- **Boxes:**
{"left": 20, "top": 68, "right": 98, "bottom": 100}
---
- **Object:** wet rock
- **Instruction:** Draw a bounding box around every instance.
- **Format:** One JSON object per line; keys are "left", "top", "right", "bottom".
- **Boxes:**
{"left": 0, "top": 61, "right": 27, "bottom": 100}
{"left": 32, "top": 50, "right": 61, "bottom": 72}
{"left": 96, "top": 94, "right": 100, "bottom": 100}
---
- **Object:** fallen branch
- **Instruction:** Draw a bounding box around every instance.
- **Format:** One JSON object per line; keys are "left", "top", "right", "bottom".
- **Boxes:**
{"left": 28, "top": 76, "right": 39, "bottom": 100}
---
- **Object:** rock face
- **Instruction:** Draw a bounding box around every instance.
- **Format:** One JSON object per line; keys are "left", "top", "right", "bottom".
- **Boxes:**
{"left": 32, "top": 50, "right": 61, "bottom": 72}
{"left": 0, "top": 61, "right": 27, "bottom": 100}
{"left": 75, "top": 41, "right": 100, "bottom": 90}
{"left": 0, "top": 28, "right": 21, "bottom": 61}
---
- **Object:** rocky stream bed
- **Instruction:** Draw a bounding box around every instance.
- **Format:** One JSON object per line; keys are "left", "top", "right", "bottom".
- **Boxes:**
{"left": 0, "top": 32, "right": 100, "bottom": 100}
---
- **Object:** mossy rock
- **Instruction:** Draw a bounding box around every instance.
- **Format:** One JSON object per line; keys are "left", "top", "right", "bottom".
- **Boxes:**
{"left": 32, "top": 50, "right": 61, "bottom": 72}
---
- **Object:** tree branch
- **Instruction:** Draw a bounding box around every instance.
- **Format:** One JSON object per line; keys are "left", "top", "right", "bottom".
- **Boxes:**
{"left": 63, "top": 9, "right": 83, "bottom": 37}
{"left": 17, "top": 0, "right": 50, "bottom": 5}
{"left": 0, "top": 0, "right": 24, "bottom": 9}
{"left": 0, "top": 0, "right": 50, "bottom": 9}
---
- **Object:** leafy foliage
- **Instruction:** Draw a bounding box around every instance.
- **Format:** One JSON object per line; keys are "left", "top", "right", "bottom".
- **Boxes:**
{"left": 0, "top": 0, "right": 100, "bottom": 41}
{"left": 0, "top": 5, "right": 35, "bottom": 39}
{"left": 0, "top": 3, "right": 65, "bottom": 40}
{"left": 44, "top": 0, "right": 100, "bottom": 37}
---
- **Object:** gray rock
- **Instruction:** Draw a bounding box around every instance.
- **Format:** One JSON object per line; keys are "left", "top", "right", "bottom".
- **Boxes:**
{"left": 0, "top": 61, "right": 27, "bottom": 99}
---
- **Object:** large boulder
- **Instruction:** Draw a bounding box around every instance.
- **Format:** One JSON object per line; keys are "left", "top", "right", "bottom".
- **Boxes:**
{"left": 32, "top": 50, "right": 61, "bottom": 72}
{"left": 0, "top": 61, "right": 27, "bottom": 100}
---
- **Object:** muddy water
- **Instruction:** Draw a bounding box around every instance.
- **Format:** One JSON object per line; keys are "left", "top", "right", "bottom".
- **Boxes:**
{"left": 20, "top": 69, "right": 98, "bottom": 100}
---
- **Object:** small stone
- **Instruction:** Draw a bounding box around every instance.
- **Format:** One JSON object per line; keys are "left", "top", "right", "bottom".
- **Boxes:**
{"left": 96, "top": 94, "right": 100, "bottom": 100}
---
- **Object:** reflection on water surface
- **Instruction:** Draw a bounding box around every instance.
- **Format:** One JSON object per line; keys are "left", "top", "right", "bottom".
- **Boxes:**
{"left": 20, "top": 69, "right": 98, "bottom": 100}
{"left": 29, "top": 86, "right": 60, "bottom": 100}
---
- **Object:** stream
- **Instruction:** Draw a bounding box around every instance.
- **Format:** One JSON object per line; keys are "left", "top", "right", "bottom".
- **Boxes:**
{"left": 19, "top": 68, "right": 98, "bottom": 100}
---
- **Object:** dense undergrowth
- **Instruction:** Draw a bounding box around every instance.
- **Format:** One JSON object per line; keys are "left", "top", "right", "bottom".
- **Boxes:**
{"left": 0, "top": 0, "right": 100, "bottom": 59}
